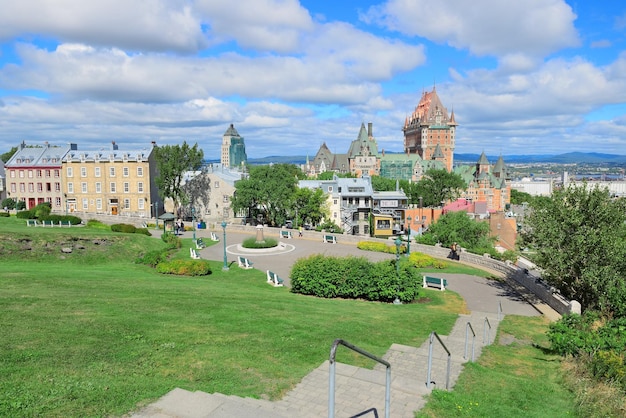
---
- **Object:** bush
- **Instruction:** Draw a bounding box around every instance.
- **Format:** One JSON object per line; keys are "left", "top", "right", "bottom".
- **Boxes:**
{"left": 135, "top": 228, "right": 152, "bottom": 236}
{"left": 408, "top": 252, "right": 445, "bottom": 269}
{"left": 135, "top": 250, "right": 169, "bottom": 267}
{"left": 241, "top": 236, "right": 278, "bottom": 248}
{"left": 161, "top": 233, "right": 181, "bottom": 249}
{"left": 86, "top": 219, "right": 110, "bottom": 229}
{"left": 16, "top": 209, "right": 33, "bottom": 219}
{"left": 111, "top": 223, "right": 137, "bottom": 233}
{"left": 1, "top": 198, "right": 16, "bottom": 210}
{"left": 40, "top": 214, "right": 81, "bottom": 225}
{"left": 290, "top": 255, "right": 421, "bottom": 303}
{"left": 156, "top": 259, "right": 211, "bottom": 276}
{"left": 357, "top": 241, "right": 407, "bottom": 254}
{"left": 0, "top": 212, "right": 9, "bottom": 217}
{"left": 16, "top": 200, "right": 26, "bottom": 210}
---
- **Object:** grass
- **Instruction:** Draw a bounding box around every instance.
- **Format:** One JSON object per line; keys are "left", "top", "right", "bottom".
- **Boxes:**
{"left": 0, "top": 216, "right": 465, "bottom": 417}
{"left": 417, "top": 315, "right": 578, "bottom": 418}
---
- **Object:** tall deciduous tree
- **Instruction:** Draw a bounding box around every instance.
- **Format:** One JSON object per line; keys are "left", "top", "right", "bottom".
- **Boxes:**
{"left": 523, "top": 184, "right": 626, "bottom": 315}
{"left": 425, "top": 210, "right": 492, "bottom": 250}
{"left": 154, "top": 142, "right": 204, "bottom": 216}
{"left": 231, "top": 164, "right": 300, "bottom": 226}
{"left": 415, "top": 168, "right": 466, "bottom": 207}
{"left": 1, "top": 146, "right": 17, "bottom": 163}
{"left": 293, "top": 187, "right": 328, "bottom": 226}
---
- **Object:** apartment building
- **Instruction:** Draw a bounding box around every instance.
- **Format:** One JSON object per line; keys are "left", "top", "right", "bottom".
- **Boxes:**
{"left": 5, "top": 141, "right": 69, "bottom": 210}
{"left": 61, "top": 141, "right": 160, "bottom": 218}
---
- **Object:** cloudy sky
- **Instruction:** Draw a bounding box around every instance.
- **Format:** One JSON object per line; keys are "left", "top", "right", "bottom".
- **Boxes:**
{"left": 1, "top": 0, "right": 625, "bottom": 159}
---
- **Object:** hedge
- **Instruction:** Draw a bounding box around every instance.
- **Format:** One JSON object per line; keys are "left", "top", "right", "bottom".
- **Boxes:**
{"left": 290, "top": 254, "right": 421, "bottom": 303}
{"left": 156, "top": 259, "right": 212, "bottom": 276}
{"left": 357, "top": 240, "right": 407, "bottom": 254}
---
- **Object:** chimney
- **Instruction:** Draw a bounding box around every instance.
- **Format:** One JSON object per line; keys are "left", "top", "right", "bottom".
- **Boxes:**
{"left": 151, "top": 141, "right": 156, "bottom": 147}
{"left": 44, "top": 141, "right": 49, "bottom": 148}
{"left": 382, "top": 149, "right": 385, "bottom": 157}
{"left": 368, "top": 122, "right": 373, "bottom": 138}
{"left": 111, "top": 141, "right": 118, "bottom": 151}
{"left": 69, "top": 143, "right": 78, "bottom": 150}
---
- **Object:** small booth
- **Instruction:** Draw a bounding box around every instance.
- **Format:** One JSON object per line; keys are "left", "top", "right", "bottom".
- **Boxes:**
{"left": 159, "top": 212, "right": 176, "bottom": 234}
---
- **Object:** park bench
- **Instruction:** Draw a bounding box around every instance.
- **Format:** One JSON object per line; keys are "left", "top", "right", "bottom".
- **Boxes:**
{"left": 59, "top": 220, "right": 72, "bottom": 227}
{"left": 195, "top": 238, "right": 205, "bottom": 249}
{"left": 42, "top": 220, "right": 55, "bottom": 227}
{"left": 210, "top": 232, "right": 219, "bottom": 242}
{"left": 266, "top": 270, "right": 284, "bottom": 287}
{"left": 190, "top": 248, "right": 201, "bottom": 259}
{"left": 423, "top": 275, "right": 447, "bottom": 291}
{"left": 26, "top": 219, "right": 38, "bottom": 227}
{"left": 323, "top": 234, "right": 337, "bottom": 244}
{"left": 281, "top": 230, "right": 293, "bottom": 239}
{"left": 237, "top": 256, "right": 254, "bottom": 269}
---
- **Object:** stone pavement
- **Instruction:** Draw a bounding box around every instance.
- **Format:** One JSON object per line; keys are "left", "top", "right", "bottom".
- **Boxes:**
{"left": 130, "top": 226, "right": 554, "bottom": 417}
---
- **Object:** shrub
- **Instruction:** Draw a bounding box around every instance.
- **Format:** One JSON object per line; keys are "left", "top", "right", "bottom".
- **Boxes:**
{"left": 290, "top": 255, "right": 421, "bottom": 303}
{"left": 40, "top": 215, "right": 81, "bottom": 225}
{"left": 0, "top": 212, "right": 9, "bottom": 217}
{"left": 16, "top": 209, "right": 34, "bottom": 219}
{"left": 241, "top": 236, "right": 278, "bottom": 248}
{"left": 156, "top": 259, "right": 211, "bottom": 276}
{"left": 33, "top": 202, "right": 51, "bottom": 218}
{"left": 1, "top": 198, "right": 16, "bottom": 210}
{"left": 16, "top": 200, "right": 26, "bottom": 210}
{"left": 135, "top": 250, "right": 169, "bottom": 267}
{"left": 161, "top": 233, "right": 181, "bottom": 249}
{"left": 135, "top": 228, "right": 152, "bottom": 236}
{"left": 86, "top": 219, "right": 110, "bottom": 229}
{"left": 357, "top": 241, "right": 407, "bottom": 254}
{"left": 408, "top": 252, "right": 445, "bottom": 269}
{"left": 111, "top": 223, "right": 137, "bottom": 233}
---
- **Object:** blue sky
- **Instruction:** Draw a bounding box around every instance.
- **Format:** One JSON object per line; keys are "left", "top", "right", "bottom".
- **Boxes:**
{"left": 1, "top": 0, "right": 625, "bottom": 159}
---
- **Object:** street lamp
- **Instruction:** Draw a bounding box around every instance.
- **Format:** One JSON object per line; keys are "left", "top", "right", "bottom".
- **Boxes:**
{"left": 394, "top": 236, "right": 402, "bottom": 305}
{"left": 419, "top": 196, "right": 423, "bottom": 235}
{"left": 221, "top": 220, "right": 229, "bottom": 271}
{"left": 155, "top": 201, "right": 160, "bottom": 229}
{"left": 192, "top": 207, "right": 196, "bottom": 242}
{"left": 406, "top": 215, "right": 411, "bottom": 255}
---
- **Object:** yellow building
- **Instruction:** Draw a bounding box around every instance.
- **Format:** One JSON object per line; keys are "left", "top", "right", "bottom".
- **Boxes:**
{"left": 61, "top": 141, "right": 161, "bottom": 218}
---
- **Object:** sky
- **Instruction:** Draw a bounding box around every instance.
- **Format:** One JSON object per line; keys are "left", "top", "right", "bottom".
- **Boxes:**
{"left": 1, "top": 0, "right": 626, "bottom": 160}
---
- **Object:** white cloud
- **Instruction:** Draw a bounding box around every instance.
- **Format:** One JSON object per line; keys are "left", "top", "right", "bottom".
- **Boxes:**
{"left": 0, "top": 0, "right": 206, "bottom": 52}
{"left": 363, "top": 0, "right": 579, "bottom": 59}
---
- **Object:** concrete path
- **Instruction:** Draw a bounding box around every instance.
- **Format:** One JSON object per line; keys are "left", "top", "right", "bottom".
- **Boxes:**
{"left": 130, "top": 226, "right": 551, "bottom": 417}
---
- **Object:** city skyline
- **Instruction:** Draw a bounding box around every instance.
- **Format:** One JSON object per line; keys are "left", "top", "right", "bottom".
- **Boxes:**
{"left": 1, "top": 1, "right": 626, "bottom": 158}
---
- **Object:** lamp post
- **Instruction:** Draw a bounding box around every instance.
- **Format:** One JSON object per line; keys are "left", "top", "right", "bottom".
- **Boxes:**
{"left": 394, "top": 236, "right": 402, "bottom": 305}
{"left": 192, "top": 207, "right": 196, "bottom": 242}
{"left": 419, "top": 196, "right": 423, "bottom": 235}
{"left": 406, "top": 215, "right": 411, "bottom": 255}
{"left": 155, "top": 201, "right": 160, "bottom": 229}
{"left": 221, "top": 220, "right": 229, "bottom": 271}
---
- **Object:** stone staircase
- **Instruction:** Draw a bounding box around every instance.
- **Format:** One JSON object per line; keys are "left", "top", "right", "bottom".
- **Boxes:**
{"left": 129, "top": 311, "right": 501, "bottom": 418}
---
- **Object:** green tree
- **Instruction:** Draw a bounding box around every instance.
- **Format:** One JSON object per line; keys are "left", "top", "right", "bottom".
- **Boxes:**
{"left": 181, "top": 168, "right": 211, "bottom": 221}
{"left": 523, "top": 184, "right": 626, "bottom": 315}
{"left": 231, "top": 164, "right": 300, "bottom": 226}
{"left": 424, "top": 210, "right": 493, "bottom": 251}
{"left": 1, "top": 198, "right": 16, "bottom": 210}
{"left": 510, "top": 189, "right": 533, "bottom": 205}
{"left": 415, "top": 169, "right": 466, "bottom": 207}
{"left": 293, "top": 187, "right": 328, "bottom": 226}
{"left": 1, "top": 146, "right": 17, "bottom": 163}
{"left": 154, "top": 142, "right": 204, "bottom": 216}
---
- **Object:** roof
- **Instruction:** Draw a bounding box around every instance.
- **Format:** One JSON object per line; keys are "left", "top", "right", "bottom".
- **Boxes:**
{"left": 223, "top": 123, "right": 240, "bottom": 138}
{"left": 6, "top": 142, "right": 71, "bottom": 168}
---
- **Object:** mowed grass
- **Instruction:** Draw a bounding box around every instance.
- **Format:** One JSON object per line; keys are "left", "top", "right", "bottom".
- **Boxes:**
{"left": 417, "top": 315, "right": 577, "bottom": 418}
{"left": 0, "top": 217, "right": 464, "bottom": 417}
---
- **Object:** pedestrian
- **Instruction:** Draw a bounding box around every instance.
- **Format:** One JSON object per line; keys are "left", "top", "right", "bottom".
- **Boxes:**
{"left": 450, "top": 242, "right": 459, "bottom": 260}
{"left": 299, "top": 226, "right": 303, "bottom": 237}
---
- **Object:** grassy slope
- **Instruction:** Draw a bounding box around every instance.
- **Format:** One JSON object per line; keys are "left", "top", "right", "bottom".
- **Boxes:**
{"left": 0, "top": 217, "right": 464, "bottom": 417}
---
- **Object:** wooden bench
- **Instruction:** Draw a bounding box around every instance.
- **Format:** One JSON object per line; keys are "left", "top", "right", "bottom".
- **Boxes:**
{"left": 281, "top": 230, "right": 293, "bottom": 239}
{"left": 42, "top": 220, "right": 55, "bottom": 227}
{"left": 266, "top": 270, "right": 284, "bottom": 287}
{"left": 323, "top": 235, "right": 337, "bottom": 244}
{"left": 237, "top": 256, "right": 254, "bottom": 269}
{"left": 26, "top": 219, "right": 38, "bottom": 227}
{"left": 423, "top": 275, "right": 447, "bottom": 291}
{"left": 190, "top": 248, "right": 201, "bottom": 259}
{"left": 59, "top": 220, "right": 72, "bottom": 227}
{"left": 210, "top": 232, "right": 220, "bottom": 242}
{"left": 195, "top": 238, "right": 205, "bottom": 249}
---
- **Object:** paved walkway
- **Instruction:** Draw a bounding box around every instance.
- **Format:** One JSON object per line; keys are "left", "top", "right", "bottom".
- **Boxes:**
{"left": 130, "top": 226, "right": 552, "bottom": 417}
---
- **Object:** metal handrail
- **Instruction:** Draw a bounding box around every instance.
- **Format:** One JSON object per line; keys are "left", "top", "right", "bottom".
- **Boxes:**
{"left": 483, "top": 317, "right": 492, "bottom": 345}
{"left": 328, "top": 339, "right": 391, "bottom": 418}
{"left": 426, "top": 331, "right": 451, "bottom": 390}
{"left": 498, "top": 300, "right": 503, "bottom": 320}
{"left": 464, "top": 322, "right": 476, "bottom": 361}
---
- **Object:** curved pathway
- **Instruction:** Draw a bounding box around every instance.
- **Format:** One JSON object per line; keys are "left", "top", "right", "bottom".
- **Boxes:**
{"left": 133, "top": 227, "right": 551, "bottom": 417}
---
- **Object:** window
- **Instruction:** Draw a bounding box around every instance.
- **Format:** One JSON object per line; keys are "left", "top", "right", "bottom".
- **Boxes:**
{"left": 138, "top": 199, "right": 145, "bottom": 210}
{"left": 82, "top": 198, "right": 88, "bottom": 210}
{"left": 96, "top": 199, "right": 102, "bottom": 210}
{"left": 328, "top": 186, "right": 333, "bottom": 192}
{"left": 95, "top": 167, "right": 101, "bottom": 177}
{"left": 223, "top": 195, "right": 229, "bottom": 203}
{"left": 95, "top": 182, "right": 102, "bottom": 193}
{"left": 214, "top": 181, "right": 219, "bottom": 188}
{"left": 55, "top": 183, "right": 61, "bottom": 192}
{"left": 45, "top": 170, "right": 50, "bottom": 178}
{"left": 67, "top": 183, "right": 74, "bottom": 193}
{"left": 223, "top": 209, "right": 229, "bottom": 218}
{"left": 81, "top": 182, "right": 88, "bottom": 193}
{"left": 110, "top": 182, "right": 116, "bottom": 193}
{"left": 54, "top": 170, "right": 60, "bottom": 178}
{"left": 123, "top": 182, "right": 129, "bottom": 193}
{"left": 37, "top": 183, "right": 43, "bottom": 192}
{"left": 46, "top": 183, "right": 51, "bottom": 192}
{"left": 28, "top": 170, "right": 33, "bottom": 178}
{"left": 19, "top": 170, "right": 24, "bottom": 178}
{"left": 10, "top": 183, "right": 16, "bottom": 193}
{"left": 110, "top": 167, "right": 115, "bottom": 177}
{"left": 55, "top": 197, "right": 61, "bottom": 207}
{"left": 137, "top": 167, "right": 143, "bottom": 177}
{"left": 19, "top": 183, "right": 25, "bottom": 192}
{"left": 28, "top": 183, "right": 34, "bottom": 192}
{"left": 205, "top": 209, "right": 211, "bottom": 215}
{"left": 81, "top": 167, "right": 87, "bottom": 177}
{"left": 10, "top": 170, "right": 15, "bottom": 178}
{"left": 67, "top": 167, "right": 73, "bottom": 177}
{"left": 36, "top": 170, "right": 42, "bottom": 177}
{"left": 123, "top": 167, "right": 129, "bottom": 177}
{"left": 137, "top": 182, "right": 144, "bottom": 193}
{"left": 124, "top": 199, "right": 130, "bottom": 209}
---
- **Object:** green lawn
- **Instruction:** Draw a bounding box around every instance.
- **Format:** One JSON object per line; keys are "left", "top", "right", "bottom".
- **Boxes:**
{"left": 0, "top": 217, "right": 464, "bottom": 417}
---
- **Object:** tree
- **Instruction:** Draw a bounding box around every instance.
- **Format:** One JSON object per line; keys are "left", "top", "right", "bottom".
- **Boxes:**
{"left": 181, "top": 169, "right": 211, "bottom": 221}
{"left": 293, "top": 187, "right": 328, "bottom": 226}
{"left": 231, "top": 164, "right": 300, "bottom": 226}
{"left": 523, "top": 184, "right": 626, "bottom": 315}
{"left": 1, "top": 198, "right": 16, "bottom": 210}
{"left": 415, "top": 169, "right": 466, "bottom": 207}
{"left": 424, "top": 211, "right": 493, "bottom": 251}
{"left": 1, "top": 146, "right": 17, "bottom": 163}
{"left": 154, "top": 142, "right": 204, "bottom": 216}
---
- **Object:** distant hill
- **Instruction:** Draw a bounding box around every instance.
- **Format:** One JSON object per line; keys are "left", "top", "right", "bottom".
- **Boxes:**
{"left": 205, "top": 152, "right": 626, "bottom": 166}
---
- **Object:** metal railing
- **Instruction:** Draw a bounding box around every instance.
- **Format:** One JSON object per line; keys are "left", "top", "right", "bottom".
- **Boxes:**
{"left": 328, "top": 339, "right": 391, "bottom": 418}
{"left": 426, "top": 331, "right": 451, "bottom": 390}
{"left": 483, "top": 317, "right": 492, "bottom": 345}
{"left": 464, "top": 322, "right": 476, "bottom": 361}
{"left": 498, "top": 300, "right": 503, "bottom": 320}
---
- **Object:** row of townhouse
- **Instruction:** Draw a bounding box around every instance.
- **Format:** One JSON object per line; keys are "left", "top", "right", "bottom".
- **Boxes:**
{"left": 4, "top": 141, "right": 162, "bottom": 219}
